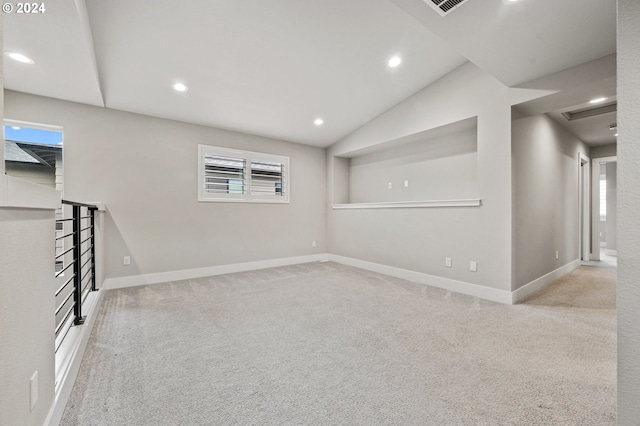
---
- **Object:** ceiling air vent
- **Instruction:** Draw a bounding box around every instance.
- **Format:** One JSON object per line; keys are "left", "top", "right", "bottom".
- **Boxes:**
{"left": 561, "top": 102, "right": 617, "bottom": 121}
{"left": 423, "top": 0, "right": 472, "bottom": 16}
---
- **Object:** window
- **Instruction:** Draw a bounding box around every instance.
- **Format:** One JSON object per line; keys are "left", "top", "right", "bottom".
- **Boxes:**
{"left": 198, "top": 144, "right": 289, "bottom": 203}
{"left": 600, "top": 174, "right": 607, "bottom": 220}
{"left": 4, "top": 120, "right": 65, "bottom": 273}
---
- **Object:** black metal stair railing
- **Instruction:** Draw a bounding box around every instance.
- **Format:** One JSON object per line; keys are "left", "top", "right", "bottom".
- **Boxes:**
{"left": 54, "top": 200, "right": 99, "bottom": 352}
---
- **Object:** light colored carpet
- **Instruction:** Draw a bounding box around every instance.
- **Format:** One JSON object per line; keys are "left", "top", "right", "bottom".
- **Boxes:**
{"left": 61, "top": 262, "right": 616, "bottom": 425}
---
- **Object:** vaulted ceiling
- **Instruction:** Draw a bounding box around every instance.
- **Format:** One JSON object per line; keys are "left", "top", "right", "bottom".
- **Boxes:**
{"left": 3, "top": 0, "right": 617, "bottom": 147}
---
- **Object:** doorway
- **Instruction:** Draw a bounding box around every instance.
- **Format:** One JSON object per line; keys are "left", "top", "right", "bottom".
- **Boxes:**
{"left": 579, "top": 154, "right": 591, "bottom": 262}
{"left": 590, "top": 155, "right": 617, "bottom": 262}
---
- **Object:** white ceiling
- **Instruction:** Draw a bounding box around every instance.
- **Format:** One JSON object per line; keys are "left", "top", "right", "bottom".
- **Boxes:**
{"left": 391, "top": 0, "right": 617, "bottom": 87}
{"left": 3, "top": 0, "right": 617, "bottom": 148}
{"left": 3, "top": 0, "right": 103, "bottom": 106}
{"left": 512, "top": 56, "right": 617, "bottom": 147}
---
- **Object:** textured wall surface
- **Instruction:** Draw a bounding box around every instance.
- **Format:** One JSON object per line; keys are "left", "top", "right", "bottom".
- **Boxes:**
{"left": 617, "top": 0, "right": 640, "bottom": 423}
{"left": 0, "top": 208, "right": 56, "bottom": 426}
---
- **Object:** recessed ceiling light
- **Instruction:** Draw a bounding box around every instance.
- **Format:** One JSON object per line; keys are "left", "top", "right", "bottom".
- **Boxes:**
{"left": 314, "top": 118, "right": 324, "bottom": 126}
{"left": 7, "top": 52, "right": 34, "bottom": 64}
{"left": 388, "top": 56, "right": 402, "bottom": 68}
{"left": 589, "top": 97, "right": 607, "bottom": 104}
{"left": 173, "top": 82, "right": 188, "bottom": 92}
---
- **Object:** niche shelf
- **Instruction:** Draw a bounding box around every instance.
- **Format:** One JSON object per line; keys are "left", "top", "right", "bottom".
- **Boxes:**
{"left": 332, "top": 199, "right": 481, "bottom": 210}
{"left": 331, "top": 116, "right": 481, "bottom": 208}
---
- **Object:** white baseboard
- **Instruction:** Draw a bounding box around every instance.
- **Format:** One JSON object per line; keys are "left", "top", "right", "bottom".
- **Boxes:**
{"left": 103, "top": 254, "right": 328, "bottom": 290}
{"left": 105, "top": 253, "right": 582, "bottom": 306}
{"left": 46, "top": 289, "right": 104, "bottom": 426}
{"left": 511, "top": 259, "right": 581, "bottom": 304}
{"left": 327, "top": 254, "right": 513, "bottom": 304}
{"left": 604, "top": 249, "right": 617, "bottom": 256}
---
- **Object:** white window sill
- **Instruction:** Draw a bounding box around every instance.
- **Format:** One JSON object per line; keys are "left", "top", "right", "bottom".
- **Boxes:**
{"left": 331, "top": 199, "right": 482, "bottom": 210}
{"left": 198, "top": 198, "right": 290, "bottom": 204}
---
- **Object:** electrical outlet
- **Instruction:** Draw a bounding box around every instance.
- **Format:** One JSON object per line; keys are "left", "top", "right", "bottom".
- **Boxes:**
{"left": 445, "top": 257, "right": 452, "bottom": 268}
{"left": 387, "top": 182, "right": 392, "bottom": 189}
{"left": 470, "top": 261, "right": 477, "bottom": 272}
{"left": 30, "top": 371, "right": 38, "bottom": 411}
{"left": 123, "top": 256, "right": 131, "bottom": 266}
{"left": 312, "top": 240, "right": 316, "bottom": 248}
{"left": 404, "top": 180, "right": 409, "bottom": 188}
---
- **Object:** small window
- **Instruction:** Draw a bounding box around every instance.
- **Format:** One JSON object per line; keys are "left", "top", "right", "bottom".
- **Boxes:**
{"left": 198, "top": 145, "right": 289, "bottom": 203}
{"left": 600, "top": 175, "right": 607, "bottom": 221}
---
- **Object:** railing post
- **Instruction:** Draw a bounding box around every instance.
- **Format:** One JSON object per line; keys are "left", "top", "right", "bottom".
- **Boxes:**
{"left": 90, "top": 208, "right": 97, "bottom": 291}
{"left": 73, "top": 205, "right": 85, "bottom": 325}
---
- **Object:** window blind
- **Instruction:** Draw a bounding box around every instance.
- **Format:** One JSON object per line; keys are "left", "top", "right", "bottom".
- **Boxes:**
{"left": 198, "top": 145, "right": 289, "bottom": 203}
{"left": 203, "top": 154, "right": 246, "bottom": 195}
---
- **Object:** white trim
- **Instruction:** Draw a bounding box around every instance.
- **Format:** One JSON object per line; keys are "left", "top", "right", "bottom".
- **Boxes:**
{"left": 332, "top": 199, "right": 482, "bottom": 210}
{"left": 103, "top": 254, "right": 327, "bottom": 290}
{"left": 604, "top": 249, "right": 617, "bottom": 256}
{"left": 511, "top": 259, "right": 581, "bottom": 304}
{"left": 46, "top": 290, "right": 104, "bottom": 426}
{"left": 4, "top": 118, "right": 64, "bottom": 133}
{"left": 590, "top": 155, "right": 617, "bottom": 261}
{"left": 579, "top": 153, "right": 590, "bottom": 262}
{"left": 327, "top": 254, "right": 512, "bottom": 304}
{"left": 198, "top": 144, "right": 290, "bottom": 204}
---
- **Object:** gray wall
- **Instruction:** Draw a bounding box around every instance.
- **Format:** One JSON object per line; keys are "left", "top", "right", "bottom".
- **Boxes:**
{"left": 605, "top": 162, "right": 617, "bottom": 251}
{"left": 511, "top": 113, "right": 589, "bottom": 289}
{"left": 591, "top": 143, "right": 617, "bottom": 158}
{"left": 348, "top": 121, "right": 478, "bottom": 203}
{"left": 327, "top": 62, "right": 513, "bottom": 291}
{"left": 1, "top": 22, "right": 56, "bottom": 426}
{"left": 617, "top": 1, "right": 640, "bottom": 422}
{"left": 4, "top": 91, "right": 327, "bottom": 280}
{"left": 0, "top": 209, "right": 57, "bottom": 426}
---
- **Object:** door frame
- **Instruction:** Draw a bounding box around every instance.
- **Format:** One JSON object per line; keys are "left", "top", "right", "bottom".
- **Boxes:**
{"left": 590, "top": 155, "right": 617, "bottom": 261}
{"left": 579, "top": 153, "right": 591, "bottom": 261}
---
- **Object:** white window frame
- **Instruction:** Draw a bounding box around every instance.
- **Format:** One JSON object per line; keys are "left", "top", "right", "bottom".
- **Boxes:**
{"left": 198, "top": 144, "right": 290, "bottom": 203}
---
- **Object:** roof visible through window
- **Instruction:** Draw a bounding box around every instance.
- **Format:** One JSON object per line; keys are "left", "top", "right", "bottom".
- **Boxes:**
{"left": 4, "top": 125, "right": 63, "bottom": 146}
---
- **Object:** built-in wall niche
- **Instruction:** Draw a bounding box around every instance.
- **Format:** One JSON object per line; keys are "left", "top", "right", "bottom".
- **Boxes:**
{"left": 332, "top": 117, "right": 481, "bottom": 209}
